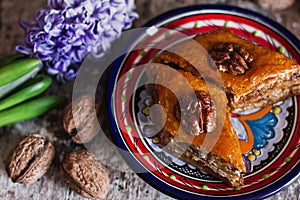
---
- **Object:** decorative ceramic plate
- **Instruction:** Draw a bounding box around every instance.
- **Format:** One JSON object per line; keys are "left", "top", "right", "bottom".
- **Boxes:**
{"left": 108, "top": 5, "right": 300, "bottom": 200}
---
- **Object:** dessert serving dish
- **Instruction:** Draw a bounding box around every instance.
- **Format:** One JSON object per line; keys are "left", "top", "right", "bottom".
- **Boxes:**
{"left": 107, "top": 5, "right": 300, "bottom": 200}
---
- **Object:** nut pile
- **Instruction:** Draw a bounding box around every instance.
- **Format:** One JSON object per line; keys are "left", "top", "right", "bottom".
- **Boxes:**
{"left": 5, "top": 95, "right": 109, "bottom": 199}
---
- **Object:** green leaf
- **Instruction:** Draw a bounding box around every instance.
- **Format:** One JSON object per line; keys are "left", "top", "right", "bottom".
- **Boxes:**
{"left": 0, "top": 59, "right": 42, "bottom": 99}
{"left": 0, "top": 58, "right": 41, "bottom": 87}
{"left": 0, "top": 53, "right": 26, "bottom": 68}
{"left": 0, "top": 75, "right": 52, "bottom": 111}
{"left": 0, "top": 96, "right": 65, "bottom": 127}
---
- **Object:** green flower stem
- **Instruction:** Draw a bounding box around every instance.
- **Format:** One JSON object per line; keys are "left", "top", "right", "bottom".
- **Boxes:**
{"left": 0, "top": 58, "right": 41, "bottom": 87}
{"left": 0, "top": 75, "right": 52, "bottom": 111}
{"left": 0, "top": 59, "right": 42, "bottom": 99}
{"left": 0, "top": 96, "right": 65, "bottom": 127}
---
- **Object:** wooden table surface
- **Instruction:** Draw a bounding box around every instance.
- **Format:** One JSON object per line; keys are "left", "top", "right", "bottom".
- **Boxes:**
{"left": 0, "top": 0, "right": 299, "bottom": 199}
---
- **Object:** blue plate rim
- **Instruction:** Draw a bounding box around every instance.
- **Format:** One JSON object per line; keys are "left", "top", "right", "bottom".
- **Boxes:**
{"left": 107, "top": 4, "right": 300, "bottom": 200}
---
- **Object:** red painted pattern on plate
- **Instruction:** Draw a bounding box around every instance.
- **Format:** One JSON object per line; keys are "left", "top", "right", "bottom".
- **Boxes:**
{"left": 113, "top": 13, "right": 300, "bottom": 197}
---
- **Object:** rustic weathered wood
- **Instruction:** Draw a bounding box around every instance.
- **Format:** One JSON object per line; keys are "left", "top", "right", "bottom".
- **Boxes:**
{"left": 0, "top": 0, "right": 299, "bottom": 199}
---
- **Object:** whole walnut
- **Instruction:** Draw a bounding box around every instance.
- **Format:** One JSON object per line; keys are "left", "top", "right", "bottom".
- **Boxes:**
{"left": 257, "top": 0, "right": 295, "bottom": 10}
{"left": 62, "top": 95, "right": 101, "bottom": 144}
{"left": 6, "top": 134, "right": 55, "bottom": 184}
{"left": 61, "top": 150, "right": 110, "bottom": 199}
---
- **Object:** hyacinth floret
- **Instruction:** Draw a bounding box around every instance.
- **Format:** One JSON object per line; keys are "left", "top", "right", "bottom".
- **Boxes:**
{"left": 16, "top": 0, "right": 138, "bottom": 82}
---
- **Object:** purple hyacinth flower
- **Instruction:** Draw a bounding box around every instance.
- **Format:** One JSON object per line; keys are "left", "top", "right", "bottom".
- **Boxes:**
{"left": 16, "top": 0, "right": 139, "bottom": 82}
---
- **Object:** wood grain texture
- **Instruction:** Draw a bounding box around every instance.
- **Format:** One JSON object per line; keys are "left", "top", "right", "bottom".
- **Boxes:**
{"left": 0, "top": 0, "right": 299, "bottom": 199}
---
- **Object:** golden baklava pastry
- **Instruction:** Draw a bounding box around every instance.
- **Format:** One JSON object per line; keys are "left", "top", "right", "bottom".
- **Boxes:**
{"left": 146, "top": 63, "right": 246, "bottom": 187}
{"left": 154, "top": 29, "right": 300, "bottom": 113}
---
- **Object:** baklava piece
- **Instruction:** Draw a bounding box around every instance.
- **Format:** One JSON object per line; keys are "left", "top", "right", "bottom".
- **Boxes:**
{"left": 146, "top": 64, "right": 246, "bottom": 187}
{"left": 154, "top": 29, "right": 300, "bottom": 113}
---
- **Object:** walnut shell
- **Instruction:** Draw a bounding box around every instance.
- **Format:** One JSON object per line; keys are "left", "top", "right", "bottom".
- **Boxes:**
{"left": 6, "top": 134, "right": 55, "bottom": 184}
{"left": 61, "top": 150, "right": 110, "bottom": 199}
{"left": 62, "top": 95, "right": 100, "bottom": 144}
